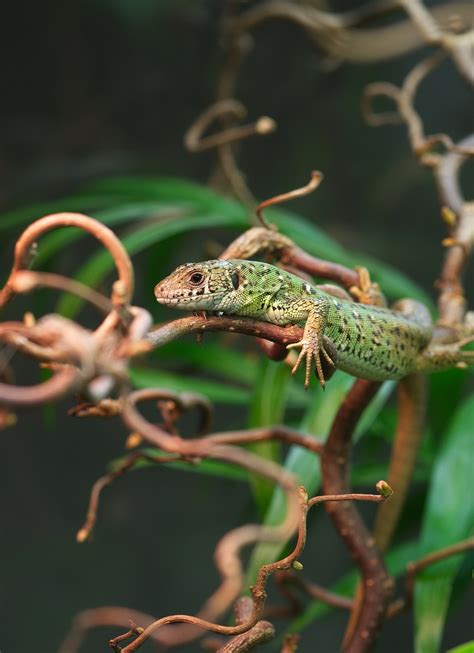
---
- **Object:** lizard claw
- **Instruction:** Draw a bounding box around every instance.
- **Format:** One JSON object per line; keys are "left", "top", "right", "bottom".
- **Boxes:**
{"left": 287, "top": 336, "right": 335, "bottom": 389}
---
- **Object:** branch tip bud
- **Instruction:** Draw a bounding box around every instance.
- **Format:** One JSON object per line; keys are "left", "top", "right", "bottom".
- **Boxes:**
{"left": 376, "top": 480, "right": 393, "bottom": 498}
{"left": 76, "top": 528, "right": 89, "bottom": 543}
{"left": 256, "top": 116, "right": 276, "bottom": 134}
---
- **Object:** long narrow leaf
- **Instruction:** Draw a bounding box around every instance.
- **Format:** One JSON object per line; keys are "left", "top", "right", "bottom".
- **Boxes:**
{"left": 447, "top": 643, "right": 474, "bottom": 653}
{"left": 33, "top": 202, "right": 193, "bottom": 267}
{"left": 0, "top": 195, "right": 122, "bottom": 232}
{"left": 5, "top": 177, "right": 430, "bottom": 304}
{"left": 130, "top": 367, "right": 249, "bottom": 405}
{"left": 414, "top": 396, "right": 474, "bottom": 653}
{"left": 247, "top": 359, "right": 290, "bottom": 513}
{"left": 156, "top": 341, "right": 257, "bottom": 386}
{"left": 82, "top": 177, "right": 430, "bottom": 303}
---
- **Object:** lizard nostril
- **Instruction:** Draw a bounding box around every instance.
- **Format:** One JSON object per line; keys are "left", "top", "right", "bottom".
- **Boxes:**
{"left": 154, "top": 281, "right": 164, "bottom": 297}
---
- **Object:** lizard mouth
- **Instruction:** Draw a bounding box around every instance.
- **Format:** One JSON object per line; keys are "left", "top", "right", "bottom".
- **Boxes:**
{"left": 154, "top": 285, "right": 226, "bottom": 306}
{"left": 155, "top": 295, "right": 204, "bottom": 305}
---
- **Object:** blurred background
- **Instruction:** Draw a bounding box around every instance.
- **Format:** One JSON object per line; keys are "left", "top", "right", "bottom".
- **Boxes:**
{"left": 1, "top": 1, "right": 473, "bottom": 652}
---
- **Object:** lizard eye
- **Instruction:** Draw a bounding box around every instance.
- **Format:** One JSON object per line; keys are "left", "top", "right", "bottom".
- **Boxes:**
{"left": 231, "top": 272, "right": 240, "bottom": 290}
{"left": 189, "top": 272, "right": 204, "bottom": 285}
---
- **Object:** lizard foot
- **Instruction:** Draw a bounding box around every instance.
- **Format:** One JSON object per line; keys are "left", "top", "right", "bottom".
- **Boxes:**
{"left": 287, "top": 335, "right": 336, "bottom": 389}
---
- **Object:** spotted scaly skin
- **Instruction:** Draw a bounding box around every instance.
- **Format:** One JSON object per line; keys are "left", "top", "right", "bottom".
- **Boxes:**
{"left": 154, "top": 259, "right": 471, "bottom": 388}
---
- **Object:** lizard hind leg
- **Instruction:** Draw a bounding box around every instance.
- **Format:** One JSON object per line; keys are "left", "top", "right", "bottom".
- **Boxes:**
{"left": 417, "top": 337, "right": 474, "bottom": 374}
{"left": 391, "top": 298, "right": 433, "bottom": 335}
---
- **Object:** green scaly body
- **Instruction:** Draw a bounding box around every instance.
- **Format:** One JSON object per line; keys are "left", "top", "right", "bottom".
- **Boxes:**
{"left": 153, "top": 259, "right": 446, "bottom": 384}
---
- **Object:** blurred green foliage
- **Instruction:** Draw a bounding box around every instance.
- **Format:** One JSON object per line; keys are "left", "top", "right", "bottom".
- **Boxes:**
{"left": 1, "top": 176, "right": 472, "bottom": 652}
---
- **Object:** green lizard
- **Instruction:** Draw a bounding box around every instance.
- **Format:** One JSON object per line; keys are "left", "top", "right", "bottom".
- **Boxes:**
{"left": 154, "top": 259, "right": 472, "bottom": 388}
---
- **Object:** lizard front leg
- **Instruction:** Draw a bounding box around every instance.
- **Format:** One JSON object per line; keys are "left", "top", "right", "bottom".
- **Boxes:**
{"left": 286, "top": 299, "right": 335, "bottom": 389}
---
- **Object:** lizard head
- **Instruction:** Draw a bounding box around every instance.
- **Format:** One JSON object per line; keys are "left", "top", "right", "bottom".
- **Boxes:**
{"left": 154, "top": 260, "right": 243, "bottom": 311}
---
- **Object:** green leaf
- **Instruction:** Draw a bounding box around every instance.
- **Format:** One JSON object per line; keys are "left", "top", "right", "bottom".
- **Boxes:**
{"left": 5, "top": 176, "right": 429, "bottom": 307}
{"left": 447, "top": 642, "right": 474, "bottom": 653}
{"left": 82, "top": 176, "right": 430, "bottom": 303}
{"left": 352, "top": 462, "right": 430, "bottom": 486}
{"left": 246, "top": 359, "right": 290, "bottom": 513}
{"left": 156, "top": 341, "right": 258, "bottom": 386}
{"left": 110, "top": 447, "right": 248, "bottom": 482}
{"left": 154, "top": 343, "right": 309, "bottom": 409}
{"left": 84, "top": 177, "right": 248, "bottom": 220}
{"left": 414, "top": 396, "right": 474, "bottom": 653}
{"left": 0, "top": 195, "right": 121, "bottom": 232}
{"left": 428, "top": 368, "right": 470, "bottom": 441}
{"left": 33, "top": 202, "right": 193, "bottom": 268}
{"left": 130, "top": 367, "right": 249, "bottom": 405}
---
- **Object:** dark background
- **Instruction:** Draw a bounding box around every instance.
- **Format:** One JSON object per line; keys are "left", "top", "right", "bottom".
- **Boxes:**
{"left": 1, "top": 1, "right": 473, "bottom": 652}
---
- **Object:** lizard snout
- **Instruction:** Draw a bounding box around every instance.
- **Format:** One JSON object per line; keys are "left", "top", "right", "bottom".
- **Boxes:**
{"left": 154, "top": 279, "right": 172, "bottom": 303}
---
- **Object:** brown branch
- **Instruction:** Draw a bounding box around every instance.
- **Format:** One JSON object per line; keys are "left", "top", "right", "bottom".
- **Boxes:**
{"left": 207, "top": 427, "right": 323, "bottom": 455}
{"left": 404, "top": 536, "right": 474, "bottom": 602}
{"left": 76, "top": 451, "right": 184, "bottom": 543}
{"left": 77, "top": 391, "right": 324, "bottom": 546}
{"left": 10, "top": 270, "right": 114, "bottom": 314}
{"left": 255, "top": 171, "right": 323, "bottom": 230}
{"left": 112, "top": 388, "right": 301, "bottom": 649}
{"left": 435, "top": 134, "right": 474, "bottom": 213}
{"left": 278, "top": 571, "right": 353, "bottom": 611}
{"left": 217, "top": 620, "right": 275, "bottom": 652}
{"left": 185, "top": 99, "right": 276, "bottom": 209}
{"left": 184, "top": 99, "right": 275, "bottom": 153}
{"left": 363, "top": 59, "right": 473, "bottom": 332}
{"left": 225, "top": 1, "right": 472, "bottom": 66}
{"left": 0, "top": 319, "right": 76, "bottom": 363}
{"left": 276, "top": 536, "right": 474, "bottom": 622}
{"left": 284, "top": 248, "right": 362, "bottom": 292}
{"left": 278, "top": 536, "right": 474, "bottom": 619}
{"left": 398, "top": 0, "right": 473, "bottom": 84}
{"left": 435, "top": 135, "right": 474, "bottom": 328}
{"left": 213, "top": 2, "right": 472, "bottom": 209}
{"left": 362, "top": 53, "right": 474, "bottom": 169}
{"left": 58, "top": 607, "right": 158, "bottom": 653}
{"left": 0, "top": 316, "right": 113, "bottom": 405}
{"left": 146, "top": 313, "right": 340, "bottom": 376}
{"left": 372, "top": 374, "right": 427, "bottom": 553}
{"left": 0, "top": 365, "right": 79, "bottom": 407}
{"left": 111, "top": 486, "right": 389, "bottom": 652}
{"left": 220, "top": 227, "right": 385, "bottom": 305}
{"left": 321, "top": 379, "right": 392, "bottom": 652}
{"left": 109, "top": 622, "right": 144, "bottom": 653}
{"left": 0, "top": 213, "right": 134, "bottom": 332}
{"left": 81, "top": 380, "right": 388, "bottom": 652}
{"left": 147, "top": 313, "right": 305, "bottom": 355}
{"left": 281, "top": 634, "right": 301, "bottom": 653}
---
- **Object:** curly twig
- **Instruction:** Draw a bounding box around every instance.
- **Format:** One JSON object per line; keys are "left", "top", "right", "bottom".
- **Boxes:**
{"left": 185, "top": 99, "right": 275, "bottom": 153}
{"left": 109, "top": 486, "right": 388, "bottom": 652}
{"left": 0, "top": 213, "right": 134, "bottom": 324}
